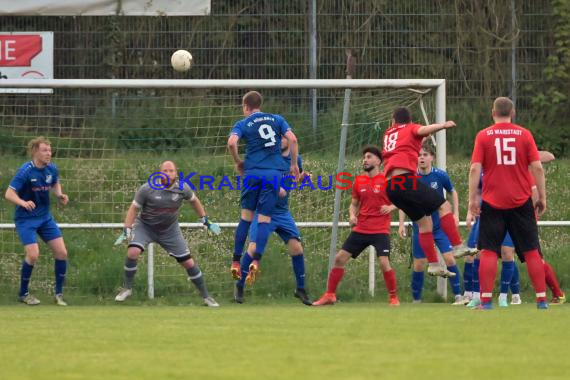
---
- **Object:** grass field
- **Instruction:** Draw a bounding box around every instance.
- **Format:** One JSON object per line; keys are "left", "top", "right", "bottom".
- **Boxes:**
{"left": 0, "top": 302, "right": 569, "bottom": 380}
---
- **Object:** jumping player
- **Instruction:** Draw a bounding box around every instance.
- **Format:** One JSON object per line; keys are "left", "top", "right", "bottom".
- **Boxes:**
{"left": 227, "top": 91, "right": 299, "bottom": 284}
{"left": 382, "top": 107, "right": 472, "bottom": 278}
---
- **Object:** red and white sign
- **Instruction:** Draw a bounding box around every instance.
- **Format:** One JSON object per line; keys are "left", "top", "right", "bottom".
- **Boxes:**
{"left": 0, "top": 32, "right": 53, "bottom": 93}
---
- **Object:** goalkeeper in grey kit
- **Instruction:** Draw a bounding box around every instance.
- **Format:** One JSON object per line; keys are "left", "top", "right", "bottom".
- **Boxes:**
{"left": 114, "top": 160, "right": 221, "bottom": 306}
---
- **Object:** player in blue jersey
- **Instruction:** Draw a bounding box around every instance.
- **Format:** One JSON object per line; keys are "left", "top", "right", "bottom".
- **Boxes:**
{"left": 227, "top": 91, "right": 299, "bottom": 282}
{"left": 398, "top": 143, "right": 473, "bottom": 304}
{"left": 233, "top": 136, "right": 311, "bottom": 305}
{"left": 5, "top": 137, "right": 69, "bottom": 306}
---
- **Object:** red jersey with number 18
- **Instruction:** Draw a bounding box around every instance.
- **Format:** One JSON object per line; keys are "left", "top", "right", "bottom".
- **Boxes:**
{"left": 471, "top": 122, "right": 539, "bottom": 209}
{"left": 382, "top": 123, "right": 423, "bottom": 177}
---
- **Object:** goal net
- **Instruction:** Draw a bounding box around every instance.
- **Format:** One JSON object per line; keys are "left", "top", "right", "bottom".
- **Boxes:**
{"left": 0, "top": 80, "right": 443, "bottom": 303}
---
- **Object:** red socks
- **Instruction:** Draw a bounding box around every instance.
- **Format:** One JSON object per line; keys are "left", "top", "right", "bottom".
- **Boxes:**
{"left": 418, "top": 232, "right": 438, "bottom": 263}
{"left": 327, "top": 267, "right": 345, "bottom": 294}
{"left": 524, "top": 250, "right": 547, "bottom": 302}
{"left": 544, "top": 261, "right": 563, "bottom": 298}
{"left": 439, "top": 213, "right": 462, "bottom": 246}
{"left": 382, "top": 269, "right": 397, "bottom": 296}
{"left": 479, "top": 250, "right": 498, "bottom": 303}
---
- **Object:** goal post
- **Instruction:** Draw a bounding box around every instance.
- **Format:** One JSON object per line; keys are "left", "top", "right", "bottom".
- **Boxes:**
{"left": 0, "top": 78, "right": 448, "bottom": 300}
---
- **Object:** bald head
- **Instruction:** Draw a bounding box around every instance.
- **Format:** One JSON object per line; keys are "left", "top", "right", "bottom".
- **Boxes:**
{"left": 160, "top": 160, "right": 177, "bottom": 172}
{"left": 159, "top": 160, "right": 177, "bottom": 187}
{"left": 493, "top": 97, "right": 515, "bottom": 119}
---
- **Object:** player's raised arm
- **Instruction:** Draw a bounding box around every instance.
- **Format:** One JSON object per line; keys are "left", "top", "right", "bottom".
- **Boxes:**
{"left": 538, "top": 150, "right": 555, "bottom": 163}
{"left": 416, "top": 120, "right": 456, "bottom": 137}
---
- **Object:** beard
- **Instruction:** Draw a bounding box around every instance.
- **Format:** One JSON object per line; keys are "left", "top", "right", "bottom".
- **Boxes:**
{"left": 363, "top": 164, "right": 374, "bottom": 172}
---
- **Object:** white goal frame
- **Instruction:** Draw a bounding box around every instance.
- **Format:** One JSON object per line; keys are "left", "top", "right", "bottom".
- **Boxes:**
{"left": 1, "top": 78, "right": 448, "bottom": 298}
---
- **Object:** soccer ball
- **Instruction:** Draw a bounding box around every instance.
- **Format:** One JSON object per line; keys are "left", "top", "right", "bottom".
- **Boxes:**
{"left": 171, "top": 50, "right": 193, "bottom": 72}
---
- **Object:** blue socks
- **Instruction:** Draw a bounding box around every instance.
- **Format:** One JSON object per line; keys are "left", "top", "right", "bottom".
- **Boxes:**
{"left": 254, "top": 222, "right": 271, "bottom": 257}
{"left": 237, "top": 253, "right": 254, "bottom": 288}
{"left": 500, "top": 260, "right": 515, "bottom": 294}
{"left": 54, "top": 259, "right": 67, "bottom": 295}
{"left": 19, "top": 260, "right": 34, "bottom": 297}
{"left": 291, "top": 254, "right": 305, "bottom": 289}
{"left": 411, "top": 270, "right": 424, "bottom": 301}
{"left": 463, "top": 262, "right": 473, "bottom": 292}
{"left": 473, "top": 258, "right": 480, "bottom": 293}
{"left": 233, "top": 218, "right": 251, "bottom": 257}
{"left": 510, "top": 263, "right": 520, "bottom": 294}
{"left": 447, "top": 265, "right": 462, "bottom": 296}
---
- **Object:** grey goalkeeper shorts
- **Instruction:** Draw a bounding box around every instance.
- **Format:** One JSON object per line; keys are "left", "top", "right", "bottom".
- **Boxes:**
{"left": 129, "top": 220, "right": 191, "bottom": 260}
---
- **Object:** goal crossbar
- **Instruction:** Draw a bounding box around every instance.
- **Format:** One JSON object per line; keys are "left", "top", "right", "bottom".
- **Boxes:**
{"left": 0, "top": 79, "right": 445, "bottom": 89}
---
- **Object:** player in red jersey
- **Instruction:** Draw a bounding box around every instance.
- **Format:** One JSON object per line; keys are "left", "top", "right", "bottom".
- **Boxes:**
{"left": 381, "top": 107, "right": 473, "bottom": 278}
{"left": 468, "top": 97, "right": 548, "bottom": 309}
{"left": 527, "top": 158, "right": 565, "bottom": 304}
{"left": 313, "top": 145, "right": 400, "bottom": 306}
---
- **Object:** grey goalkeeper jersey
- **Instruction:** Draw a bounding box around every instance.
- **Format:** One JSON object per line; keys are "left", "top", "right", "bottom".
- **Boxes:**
{"left": 133, "top": 181, "right": 195, "bottom": 229}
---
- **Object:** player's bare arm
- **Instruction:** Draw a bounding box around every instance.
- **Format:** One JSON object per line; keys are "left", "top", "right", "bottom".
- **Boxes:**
{"left": 468, "top": 162, "right": 482, "bottom": 217}
{"left": 538, "top": 150, "right": 555, "bottom": 163}
{"left": 227, "top": 134, "right": 244, "bottom": 175}
{"left": 466, "top": 189, "right": 481, "bottom": 229}
{"left": 124, "top": 202, "right": 139, "bottom": 229}
{"left": 51, "top": 182, "right": 69, "bottom": 206}
{"left": 529, "top": 160, "right": 547, "bottom": 216}
{"left": 380, "top": 204, "right": 397, "bottom": 215}
{"left": 398, "top": 210, "right": 407, "bottom": 238}
{"left": 416, "top": 121, "right": 456, "bottom": 137}
{"left": 285, "top": 130, "right": 300, "bottom": 181}
{"left": 189, "top": 196, "right": 221, "bottom": 235}
{"left": 189, "top": 196, "right": 207, "bottom": 218}
{"left": 349, "top": 197, "right": 360, "bottom": 226}
{"left": 451, "top": 189, "right": 460, "bottom": 226}
{"left": 4, "top": 187, "right": 36, "bottom": 211}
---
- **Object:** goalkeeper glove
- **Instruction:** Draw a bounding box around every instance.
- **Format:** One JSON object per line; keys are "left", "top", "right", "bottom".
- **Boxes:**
{"left": 114, "top": 227, "right": 132, "bottom": 246}
{"left": 200, "top": 216, "right": 221, "bottom": 235}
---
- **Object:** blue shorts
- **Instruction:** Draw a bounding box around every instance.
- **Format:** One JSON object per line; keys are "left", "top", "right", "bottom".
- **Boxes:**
{"left": 240, "top": 169, "right": 282, "bottom": 216}
{"left": 249, "top": 211, "right": 301, "bottom": 248}
{"left": 412, "top": 227, "right": 453, "bottom": 259}
{"left": 467, "top": 217, "right": 514, "bottom": 249}
{"left": 15, "top": 215, "right": 62, "bottom": 246}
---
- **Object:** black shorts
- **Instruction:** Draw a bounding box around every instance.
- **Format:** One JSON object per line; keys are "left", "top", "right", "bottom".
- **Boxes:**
{"left": 386, "top": 175, "right": 445, "bottom": 222}
{"left": 341, "top": 232, "right": 390, "bottom": 259}
{"left": 478, "top": 198, "right": 540, "bottom": 258}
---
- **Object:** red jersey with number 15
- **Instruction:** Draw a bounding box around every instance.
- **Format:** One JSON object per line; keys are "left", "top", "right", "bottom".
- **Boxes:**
{"left": 471, "top": 122, "right": 539, "bottom": 209}
{"left": 382, "top": 123, "right": 423, "bottom": 177}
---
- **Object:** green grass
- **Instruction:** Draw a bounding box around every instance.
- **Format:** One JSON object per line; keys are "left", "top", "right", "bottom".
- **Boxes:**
{"left": 0, "top": 303, "right": 569, "bottom": 380}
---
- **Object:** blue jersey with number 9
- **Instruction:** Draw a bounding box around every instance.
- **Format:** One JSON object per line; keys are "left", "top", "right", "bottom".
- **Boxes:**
{"left": 230, "top": 112, "right": 291, "bottom": 172}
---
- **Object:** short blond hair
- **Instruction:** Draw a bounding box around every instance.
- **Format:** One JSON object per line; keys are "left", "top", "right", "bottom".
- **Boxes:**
{"left": 493, "top": 97, "right": 514, "bottom": 117}
{"left": 27, "top": 136, "right": 51, "bottom": 158}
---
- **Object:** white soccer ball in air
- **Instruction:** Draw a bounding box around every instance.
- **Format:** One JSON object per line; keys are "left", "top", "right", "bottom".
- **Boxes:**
{"left": 171, "top": 50, "right": 193, "bottom": 72}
